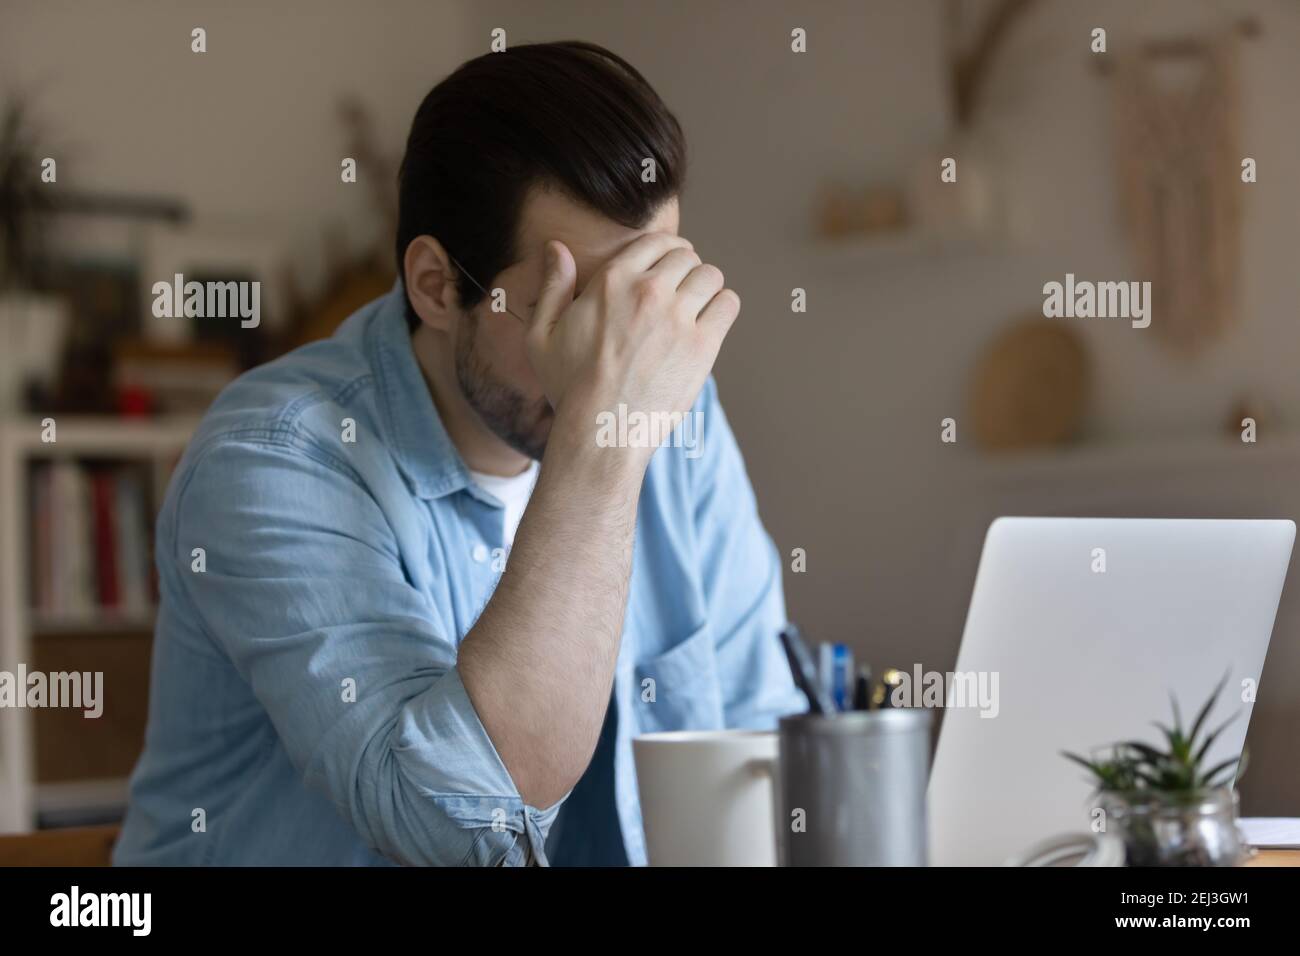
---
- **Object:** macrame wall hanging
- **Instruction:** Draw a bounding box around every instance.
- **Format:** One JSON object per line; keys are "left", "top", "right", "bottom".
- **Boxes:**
{"left": 1112, "top": 30, "right": 1243, "bottom": 354}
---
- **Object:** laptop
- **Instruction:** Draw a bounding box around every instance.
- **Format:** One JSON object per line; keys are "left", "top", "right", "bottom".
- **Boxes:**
{"left": 928, "top": 517, "right": 1295, "bottom": 866}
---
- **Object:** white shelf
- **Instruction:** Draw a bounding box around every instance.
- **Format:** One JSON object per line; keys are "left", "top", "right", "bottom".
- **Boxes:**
{"left": 30, "top": 608, "right": 157, "bottom": 635}
{"left": 3, "top": 415, "right": 200, "bottom": 456}
{"left": 35, "top": 778, "right": 130, "bottom": 817}
{"left": 956, "top": 433, "right": 1300, "bottom": 486}
{"left": 809, "top": 227, "right": 1005, "bottom": 269}
{"left": 0, "top": 415, "right": 196, "bottom": 832}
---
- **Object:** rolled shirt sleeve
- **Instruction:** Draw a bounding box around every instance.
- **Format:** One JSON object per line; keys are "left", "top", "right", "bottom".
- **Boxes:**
{"left": 168, "top": 434, "right": 560, "bottom": 866}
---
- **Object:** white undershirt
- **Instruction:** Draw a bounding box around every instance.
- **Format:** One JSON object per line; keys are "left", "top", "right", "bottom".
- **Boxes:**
{"left": 469, "top": 460, "right": 539, "bottom": 550}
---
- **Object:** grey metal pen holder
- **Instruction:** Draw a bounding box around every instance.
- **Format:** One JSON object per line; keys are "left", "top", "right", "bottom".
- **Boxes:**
{"left": 775, "top": 709, "right": 932, "bottom": 866}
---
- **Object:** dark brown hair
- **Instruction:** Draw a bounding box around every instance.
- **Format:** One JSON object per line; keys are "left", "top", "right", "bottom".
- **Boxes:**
{"left": 396, "top": 40, "right": 687, "bottom": 328}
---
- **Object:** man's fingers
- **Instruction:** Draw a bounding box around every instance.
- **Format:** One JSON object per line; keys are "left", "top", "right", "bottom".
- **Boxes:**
{"left": 529, "top": 240, "right": 576, "bottom": 336}
{"left": 695, "top": 287, "right": 741, "bottom": 343}
{"left": 676, "top": 262, "right": 725, "bottom": 316}
{"left": 606, "top": 231, "right": 694, "bottom": 277}
{"left": 646, "top": 247, "right": 703, "bottom": 293}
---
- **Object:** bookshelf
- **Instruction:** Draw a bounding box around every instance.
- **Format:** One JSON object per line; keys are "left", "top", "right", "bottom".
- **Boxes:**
{"left": 0, "top": 415, "right": 197, "bottom": 833}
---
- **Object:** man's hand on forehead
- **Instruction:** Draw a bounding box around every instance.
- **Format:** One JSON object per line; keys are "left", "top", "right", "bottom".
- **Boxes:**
{"left": 521, "top": 229, "right": 738, "bottom": 453}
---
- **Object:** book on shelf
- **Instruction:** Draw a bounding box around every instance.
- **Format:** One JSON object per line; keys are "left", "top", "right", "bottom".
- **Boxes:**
{"left": 115, "top": 469, "right": 151, "bottom": 613}
{"left": 91, "top": 471, "right": 119, "bottom": 607}
{"left": 29, "top": 462, "right": 154, "bottom": 621}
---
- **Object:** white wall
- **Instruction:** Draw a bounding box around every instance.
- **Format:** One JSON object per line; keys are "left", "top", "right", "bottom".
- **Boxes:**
{"left": 0, "top": 0, "right": 473, "bottom": 290}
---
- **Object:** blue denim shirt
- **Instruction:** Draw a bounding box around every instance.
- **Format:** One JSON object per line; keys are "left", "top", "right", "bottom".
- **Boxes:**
{"left": 114, "top": 282, "right": 803, "bottom": 866}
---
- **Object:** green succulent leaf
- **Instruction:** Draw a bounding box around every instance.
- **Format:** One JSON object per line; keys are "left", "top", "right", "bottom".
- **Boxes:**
{"left": 1120, "top": 741, "right": 1165, "bottom": 763}
{"left": 1203, "top": 765, "right": 1239, "bottom": 790}
{"left": 1193, "top": 712, "right": 1240, "bottom": 766}
{"left": 1064, "top": 679, "right": 1246, "bottom": 796}
{"left": 1186, "top": 671, "right": 1229, "bottom": 750}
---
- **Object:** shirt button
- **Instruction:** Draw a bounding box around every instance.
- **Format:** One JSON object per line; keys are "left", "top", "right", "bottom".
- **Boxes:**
{"left": 472, "top": 543, "right": 489, "bottom": 564}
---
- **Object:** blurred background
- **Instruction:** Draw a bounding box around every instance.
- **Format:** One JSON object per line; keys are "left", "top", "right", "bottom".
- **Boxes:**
{"left": 2, "top": 0, "right": 1300, "bottom": 833}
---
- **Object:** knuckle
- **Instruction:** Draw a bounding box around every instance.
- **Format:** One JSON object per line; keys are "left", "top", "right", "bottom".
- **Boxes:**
{"left": 634, "top": 277, "right": 666, "bottom": 306}
{"left": 697, "top": 263, "right": 724, "bottom": 287}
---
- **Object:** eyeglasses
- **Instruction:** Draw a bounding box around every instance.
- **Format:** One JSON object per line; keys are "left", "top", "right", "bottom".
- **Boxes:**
{"left": 446, "top": 252, "right": 529, "bottom": 326}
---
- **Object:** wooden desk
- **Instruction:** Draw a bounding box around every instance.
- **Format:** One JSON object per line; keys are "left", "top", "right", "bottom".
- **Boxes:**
{"left": 0, "top": 827, "right": 1295, "bottom": 866}
{"left": 1245, "top": 849, "right": 1300, "bottom": 867}
{"left": 0, "top": 824, "right": 119, "bottom": 866}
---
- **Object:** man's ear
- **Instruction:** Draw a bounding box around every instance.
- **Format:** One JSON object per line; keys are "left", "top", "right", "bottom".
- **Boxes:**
{"left": 403, "top": 236, "right": 461, "bottom": 333}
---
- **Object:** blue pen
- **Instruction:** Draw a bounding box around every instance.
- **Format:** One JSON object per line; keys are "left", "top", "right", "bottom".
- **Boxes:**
{"left": 816, "top": 642, "right": 854, "bottom": 712}
{"left": 817, "top": 643, "right": 834, "bottom": 709}
{"left": 831, "top": 644, "right": 854, "bottom": 712}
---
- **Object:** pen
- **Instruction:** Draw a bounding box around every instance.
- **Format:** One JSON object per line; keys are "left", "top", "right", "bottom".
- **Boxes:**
{"left": 779, "top": 625, "right": 836, "bottom": 715}
{"left": 853, "top": 665, "right": 874, "bottom": 711}
{"left": 817, "top": 642, "right": 835, "bottom": 709}
{"left": 830, "top": 644, "right": 853, "bottom": 712}
{"left": 816, "top": 642, "right": 854, "bottom": 711}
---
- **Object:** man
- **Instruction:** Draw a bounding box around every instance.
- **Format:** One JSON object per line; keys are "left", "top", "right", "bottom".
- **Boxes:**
{"left": 115, "top": 40, "right": 802, "bottom": 867}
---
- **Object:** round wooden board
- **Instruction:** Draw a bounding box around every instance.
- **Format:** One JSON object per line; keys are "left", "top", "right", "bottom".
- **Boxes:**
{"left": 969, "top": 318, "right": 1089, "bottom": 451}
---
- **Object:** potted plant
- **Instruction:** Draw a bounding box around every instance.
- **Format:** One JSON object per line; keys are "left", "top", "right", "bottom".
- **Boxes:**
{"left": 1063, "top": 676, "right": 1250, "bottom": 866}
{"left": 0, "top": 94, "right": 67, "bottom": 415}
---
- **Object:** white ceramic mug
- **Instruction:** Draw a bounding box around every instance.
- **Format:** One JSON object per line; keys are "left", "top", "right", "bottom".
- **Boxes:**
{"left": 632, "top": 729, "right": 778, "bottom": 866}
